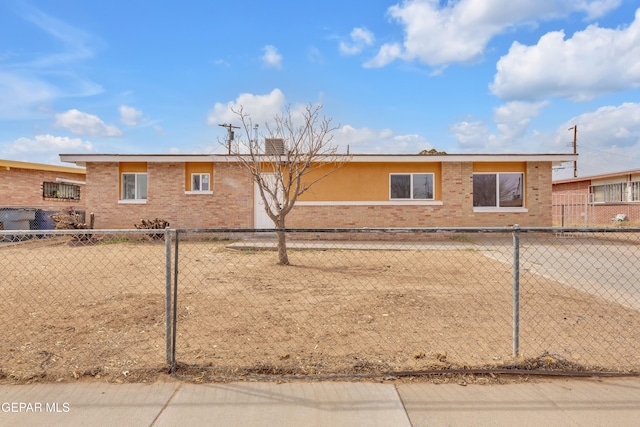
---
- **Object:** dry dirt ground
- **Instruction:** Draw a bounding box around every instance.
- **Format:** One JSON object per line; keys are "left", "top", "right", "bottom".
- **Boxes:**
{"left": 1, "top": 234, "right": 639, "bottom": 384}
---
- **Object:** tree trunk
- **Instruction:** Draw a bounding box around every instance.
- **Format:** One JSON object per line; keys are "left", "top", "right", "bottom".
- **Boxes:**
{"left": 276, "top": 216, "right": 289, "bottom": 265}
{"left": 276, "top": 230, "right": 289, "bottom": 265}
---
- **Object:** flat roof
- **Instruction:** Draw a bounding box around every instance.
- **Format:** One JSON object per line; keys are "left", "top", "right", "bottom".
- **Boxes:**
{"left": 60, "top": 153, "right": 577, "bottom": 167}
{"left": 1, "top": 159, "right": 86, "bottom": 174}
{"left": 553, "top": 168, "right": 640, "bottom": 184}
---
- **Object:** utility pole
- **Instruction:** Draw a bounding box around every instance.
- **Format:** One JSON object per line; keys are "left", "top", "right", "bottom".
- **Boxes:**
{"left": 218, "top": 123, "right": 240, "bottom": 155}
{"left": 568, "top": 125, "right": 577, "bottom": 178}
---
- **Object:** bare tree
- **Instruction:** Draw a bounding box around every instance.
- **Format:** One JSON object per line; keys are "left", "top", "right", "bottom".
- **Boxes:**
{"left": 228, "top": 104, "right": 346, "bottom": 265}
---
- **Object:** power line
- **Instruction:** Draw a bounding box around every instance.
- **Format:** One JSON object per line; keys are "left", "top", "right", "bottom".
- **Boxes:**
{"left": 218, "top": 123, "right": 240, "bottom": 155}
{"left": 577, "top": 145, "right": 640, "bottom": 161}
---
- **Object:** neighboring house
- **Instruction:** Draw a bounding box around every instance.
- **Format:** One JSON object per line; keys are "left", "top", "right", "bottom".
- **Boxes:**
{"left": 0, "top": 159, "right": 87, "bottom": 230}
{"left": 553, "top": 170, "right": 640, "bottom": 227}
{"left": 59, "top": 153, "right": 575, "bottom": 230}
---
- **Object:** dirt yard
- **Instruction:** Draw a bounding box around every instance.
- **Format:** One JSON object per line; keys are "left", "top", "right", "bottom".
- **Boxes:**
{"left": 1, "top": 235, "right": 639, "bottom": 384}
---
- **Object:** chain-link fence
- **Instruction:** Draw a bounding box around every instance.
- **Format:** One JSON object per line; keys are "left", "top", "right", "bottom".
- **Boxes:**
{"left": 1, "top": 229, "right": 168, "bottom": 383}
{"left": 1, "top": 227, "right": 639, "bottom": 383}
{"left": 0, "top": 207, "right": 85, "bottom": 234}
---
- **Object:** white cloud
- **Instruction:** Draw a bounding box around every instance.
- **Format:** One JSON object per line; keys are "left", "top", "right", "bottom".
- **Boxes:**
{"left": 213, "top": 59, "right": 230, "bottom": 67}
{"left": 493, "top": 100, "right": 549, "bottom": 142}
{"left": 449, "top": 101, "right": 640, "bottom": 178}
{"left": 339, "top": 27, "right": 375, "bottom": 55}
{"left": 119, "top": 105, "right": 143, "bottom": 126}
{"left": 577, "top": 0, "right": 622, "bottom": 20}
{"left": 154, "top": 125, "right": 168, "bottom": 136}
{"left": 366, "top": 0, "right": 621, "bottom": 68}
{"left": 491, "top": 9, "right": 640, "bottom": 101}
{"left": 206, "top": 90, "right": 433, "bottom": 154}
{"left": 553, "top": 102, "right": 640, "bottom": 150}
{"left": 2, "top": 134, "right": 95, "bottom": 154}
{"left": 207, "top": 89, "right": 287, "bottom": 126}
{"left": 307, "top": 46, "right": 324, "bottom": 64}
{"left": 364, "top": 43, "right": 403, "bottom": 68}
{"left": 551, "top": 103, "right": 640, "bottom": 178}
{"left": 54, "top": 109, "right": 122, "bottom": 137}
{"left": 261, "top": 45, "right": 283, "bottom": 68}
{"left": 451, "top": 101, "right": 548, "bottom": 152}
{"left": 450, "top": 121, "right": 492, "bottom": 151}
{"left": 0, "top": 72, "right": 57, "bottom": 119}
{"left": 333, "top": 125, "right": 432, "bottom": 154}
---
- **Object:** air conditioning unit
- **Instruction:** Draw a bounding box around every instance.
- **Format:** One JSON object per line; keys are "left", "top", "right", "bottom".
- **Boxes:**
{"left": 264, "top": 138, "right": 285, "bottom": 155}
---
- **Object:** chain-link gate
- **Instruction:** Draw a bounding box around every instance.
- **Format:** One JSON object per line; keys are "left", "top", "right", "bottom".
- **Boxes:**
{"left": 552, "top": 193, "right": 593, "bottom": 227}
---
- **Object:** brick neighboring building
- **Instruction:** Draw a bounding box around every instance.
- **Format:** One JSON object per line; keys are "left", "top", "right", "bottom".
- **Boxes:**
{"left": 60, "top": 153, "right": 575, "bottom": 230}
{"left": 1, "top": 159, "right": 87, "bottom": 230}
{"left": 553, "top": 170, "right": 640, "bottom": 227}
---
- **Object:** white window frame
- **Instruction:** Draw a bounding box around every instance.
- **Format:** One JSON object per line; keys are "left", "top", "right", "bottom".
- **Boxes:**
{"left": 120, "top": 172, "right": 147, "bottom": 204}
{"left": 473, "top": 172, "right": 527, "bottom": 212}
{"left": 192, "top": 173, "right": 211, "bottom": 191}
{"left": 591, "top": 183, "right": 628, "bottom": 203}
{"left": 186, "top": 173, "right": 213, "bottom": 195}
{"left": 632, "top": 181, "right": 640, "bottom": 202}
{"left": 389, "top": 173, "right": 435, "bottom": 201}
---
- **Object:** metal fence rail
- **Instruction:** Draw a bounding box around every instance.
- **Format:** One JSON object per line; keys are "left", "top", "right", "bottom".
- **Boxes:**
{"left": 1, "top": 227, "right": 639, "bottom": 383}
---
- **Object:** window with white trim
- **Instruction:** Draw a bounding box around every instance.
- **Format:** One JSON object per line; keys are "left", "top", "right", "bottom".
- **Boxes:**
{"left": 122, "top": 173, "right": 147, "bottom": 200}
{"left": 592, "top": 181, "right": 640, "bottom": 202}
{"left": 592, "top": 183, "right": 627, "bottom": 203}
{"left": 473, "top": 172, "right": 523, "bottom": 208}
{"left": 390, "top": 173, "right": 434, "bottom": 200}
{"left": 191, "top": 173, "right": 210, "bottom": 191}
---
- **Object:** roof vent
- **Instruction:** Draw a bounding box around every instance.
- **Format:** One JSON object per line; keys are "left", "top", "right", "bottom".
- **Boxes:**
{"left": 264, "top": 138, "right": 285, "bottom": 155}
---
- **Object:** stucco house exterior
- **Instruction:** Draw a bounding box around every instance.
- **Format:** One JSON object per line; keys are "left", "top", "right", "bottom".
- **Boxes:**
{"left": 0, "top": 159, "right": 87, "bottom": 230}
{"left": 553, "top": 169, "right": 640, "bottom": 227}
{"left": 59, "top": 153, "right": 575, "bottom": 230}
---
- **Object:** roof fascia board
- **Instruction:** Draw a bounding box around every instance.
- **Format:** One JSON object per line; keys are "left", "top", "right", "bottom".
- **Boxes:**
{"left": 553, "top": 169, "right": 640, "bottom": 184}
{"left": 60, "top": 153, "right": 577, "bottom": 166}
{"left": 0, "top": 159, "right": 86, "bottom": 174}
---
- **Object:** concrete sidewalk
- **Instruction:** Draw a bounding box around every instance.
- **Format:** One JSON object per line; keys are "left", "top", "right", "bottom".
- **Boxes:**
{"left": 1, "top": 377, "right": 639, "bottom": 426}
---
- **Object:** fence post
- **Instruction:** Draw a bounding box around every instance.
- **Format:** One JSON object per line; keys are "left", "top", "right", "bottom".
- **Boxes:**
{"left": 165, "top": 227, "right": 172, "bottom": 364}
{"left": 512, "top": 224, "right": 520, "bottom": 358}
{"left": 171, "top": 230, "right": 180, "bottom": 375}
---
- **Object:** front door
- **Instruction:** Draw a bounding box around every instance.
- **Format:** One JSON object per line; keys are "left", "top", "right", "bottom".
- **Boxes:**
{"left": 253, "top": 175, "right": 278, "bottom": 229}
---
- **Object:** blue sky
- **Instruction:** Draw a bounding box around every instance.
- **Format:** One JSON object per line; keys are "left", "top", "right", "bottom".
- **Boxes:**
{"left": 1, "top": 0, "right": 639, "bottom": 180}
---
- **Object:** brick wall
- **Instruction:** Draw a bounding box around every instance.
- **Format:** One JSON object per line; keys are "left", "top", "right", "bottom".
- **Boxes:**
{"left": 0, "top": 166, "right": 86, "bottom": 211}
{"left": 85, "top": 160, "right": 555, "bottom": 229}
{"left": 287, "top": 161, "right": 554, "bottom": 228}
{"left": 593, "top": 204, "right": 640, "bottom": 226}
{"left": 552, "top": 179, "right": 640, "bottom": 226}
{"left": 552, "top": 180, "right": 590, "bottom": 195}
{"left": 86, "top": 162, "right": 253, "bottom": 229}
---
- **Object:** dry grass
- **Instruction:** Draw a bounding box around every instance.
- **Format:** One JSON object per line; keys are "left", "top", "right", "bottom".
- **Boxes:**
{"left": 1, "top": 237, "right": 638, "bottom": 384}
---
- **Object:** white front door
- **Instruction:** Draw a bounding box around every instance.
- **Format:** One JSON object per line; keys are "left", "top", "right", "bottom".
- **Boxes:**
{"left": 254, "top": 175, "right": 278, "bottom": 229}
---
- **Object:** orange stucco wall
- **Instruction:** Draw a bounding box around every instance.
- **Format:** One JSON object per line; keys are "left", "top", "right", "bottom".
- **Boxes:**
{"left": 472, "top": 162, "right": 526, "bottom": 173}
{"left": 297, "top": 162, "right": 443, "bottom": 201}
{"left": 184, "top": 162, "right": 214, "bottom": 191}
